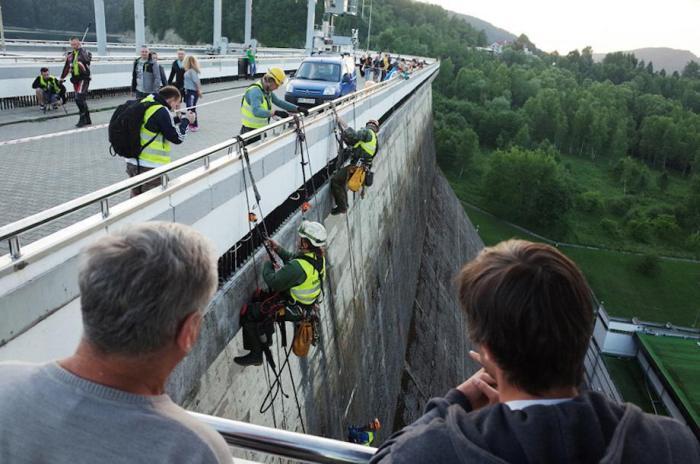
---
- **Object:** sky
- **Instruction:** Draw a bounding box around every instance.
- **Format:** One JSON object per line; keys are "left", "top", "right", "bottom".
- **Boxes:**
{"left": 417, "top": 0, "right": 700, "bottom": 57}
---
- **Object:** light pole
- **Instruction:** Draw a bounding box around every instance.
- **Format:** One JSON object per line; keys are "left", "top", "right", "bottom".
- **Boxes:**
{"left": 366, "top": 0, "right": 373, "bottom": 52}
{"left": 0, "top": 3, "right": 6, "bottom": 52}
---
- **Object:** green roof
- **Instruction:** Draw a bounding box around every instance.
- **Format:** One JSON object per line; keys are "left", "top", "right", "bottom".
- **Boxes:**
{"left": 637, "top": 333, "right": 700, "bottom": 427}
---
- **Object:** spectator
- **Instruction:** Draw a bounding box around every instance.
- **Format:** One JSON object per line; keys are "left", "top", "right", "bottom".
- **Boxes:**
{"left": 131, "top": 45, "right": 162, "bottom": 98}
{"left": 60, "top": 36, "right": 92, "bottom": 127}
{"left": 245, "top": 45, "right": 256, "bottom": 78}
{"left": 168, "top": 48, "right": 187, "bottom": 95}
{"left": 126, "top": 86, "right": 195, "bottom": 197}
{"left": 31, "top": 67, "right": 63, "bottom": 111}
{"left": 151, "top": 52, "right": 168, "bottom": 89}
{"left": 183, "top": 56, "right": 202, "bottom": 132}
{"left": 372, "top": 53, "right": 382, "bottom": 82}
{"left": 372, "top": 240, "right": 700, "bottom": 463}
{"left": 0, "top": 222, "right": 231, "bottom": 464}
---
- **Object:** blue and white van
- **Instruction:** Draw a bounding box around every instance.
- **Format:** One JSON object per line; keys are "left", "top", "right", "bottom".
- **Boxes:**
{"left": 285, "top": 55, "right": 357, "bottom": 107}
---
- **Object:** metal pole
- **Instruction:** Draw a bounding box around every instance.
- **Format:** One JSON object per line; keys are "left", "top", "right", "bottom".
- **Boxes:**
{"left": 305, "top": 0, "right": 316, "bottom": 54}
{"left": 366, "top": 0, "right": 372, "bottom": 51}
{"left": 0, "top": 4, "right": 6, "bottom": 52}
{"left": 244, "top": 0, "right": 253, "bottom": 45}
{"left": 213, "top": 0, "right": 222, "bottom": 52}
{"left": 134, "top": 0, "right": 146, "bottom": 54}
{"left": 93, "top": 0, "right": 107, "bottom": 56}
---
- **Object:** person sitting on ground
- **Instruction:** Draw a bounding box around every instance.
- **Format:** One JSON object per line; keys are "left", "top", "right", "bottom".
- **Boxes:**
{"left": 126, "top": 86, "right": 196, "bottom": 197}
{"left": 234, "top": 221, "right": 327, "bottom": 367}
{"left": 0, "top": 222, "right": 231, "bottom": 463}
{"left": 371, "top": 240, "right": 700, "bottom": 464}
{"left": 239, "top": 67, "right": 309, "bottom": 143}
{"left": 330, "top": 116, "right": 379, "bottom": 215}
{"left": 348, "top": 418, "right": 381, "bottom": 446}
{"left": 31, "top": 67, "right": 63, "bottom": 110}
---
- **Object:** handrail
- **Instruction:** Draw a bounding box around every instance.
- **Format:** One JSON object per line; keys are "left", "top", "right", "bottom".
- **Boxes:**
{"left": 0, "top": 62, "right": 438, "bottom": 259}
{"left": 0, "top": 54, "right": 306, "bottom": 63}
{"left": 190, "top": 412, "right": 376, "bottom": 463}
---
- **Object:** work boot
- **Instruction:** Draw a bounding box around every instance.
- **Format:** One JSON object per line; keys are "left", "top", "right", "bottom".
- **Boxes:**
{"left": 331, "top": 206, "right": 347, "bottom": 215}
{"left": 84, "top": 110, "right": 92, "bottom": 125}
{"left": 234, "top": 351, "right": 263, "bottom": 366}
{"left": 75, "top": 113, "right": 87, "bottom": 127}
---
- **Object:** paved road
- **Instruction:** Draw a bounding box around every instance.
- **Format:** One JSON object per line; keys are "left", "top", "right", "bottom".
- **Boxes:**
{"left": 0, "top": 79, "right": 281, "bottom": 251}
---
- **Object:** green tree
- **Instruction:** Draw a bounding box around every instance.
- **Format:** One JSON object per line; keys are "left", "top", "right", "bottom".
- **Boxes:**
{"left": 482, "top": 147, "right": 572, "bottom": 229}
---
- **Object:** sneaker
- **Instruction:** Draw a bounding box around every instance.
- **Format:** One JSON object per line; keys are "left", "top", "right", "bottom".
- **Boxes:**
{"left": 331, "top": 206, "right": 347, "bottom": 215}
{"left": 234, "top": 351, "right": 263, "bottom": 367}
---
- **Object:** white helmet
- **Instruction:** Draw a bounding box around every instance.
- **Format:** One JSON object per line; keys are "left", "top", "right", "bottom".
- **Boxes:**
{"left": 299, "top": 220, "right": 327, "bottom": 248}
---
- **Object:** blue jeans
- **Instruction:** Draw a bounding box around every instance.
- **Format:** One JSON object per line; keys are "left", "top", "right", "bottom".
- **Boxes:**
{"left": 249, "top": 61, "right": 256, "bottom": 77}
{"left": 185, "top": 90, "right": 199, "bottom": 126}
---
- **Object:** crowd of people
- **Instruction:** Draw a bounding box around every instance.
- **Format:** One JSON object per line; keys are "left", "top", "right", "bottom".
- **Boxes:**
{"left": 358, "top": 52, "right": 424, "bottom": 83}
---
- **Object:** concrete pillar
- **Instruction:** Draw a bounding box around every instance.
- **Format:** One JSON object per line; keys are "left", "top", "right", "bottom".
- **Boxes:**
{"left": 0, "top": 4, "right": 6, "bottom": 52}
{"left": 305, "top": 0, "right": 316, "bottom": 54}
{"left": 93, "top": 0, "right": 107, "bottom": 56}
{"left": 134, "top": 0, "right": 146, "bottom": 54}
{"left": 244, "top": 0, "right": 252, "bottom": 45}
{"left": 213, "top": 0, "right": 222, "bottom": 51}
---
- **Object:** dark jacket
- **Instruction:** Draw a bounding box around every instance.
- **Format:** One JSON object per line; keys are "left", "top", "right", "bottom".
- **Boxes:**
{"left": 371, "top": 389, "right": 700, "bottom": 464}
{"left": 168, "top": 60, "right": 185, "bottom": 90}
{"left": 31, "top": 75, "right": 61, "bottom": 93}
{"left": 131, "top": 58, "right": 163, "bottom": 93}
{"left": 60, "top": 48, "right": 91, "bottom": 82}
{"left": 143, "top": 94, "right": 189, "bottom": 145}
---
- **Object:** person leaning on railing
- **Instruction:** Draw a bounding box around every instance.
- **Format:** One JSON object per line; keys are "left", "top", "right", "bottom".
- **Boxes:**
{"left": 0, "top": 222, "right": 231, "bottom": 464}
{"left": 239, "top": 67, "right": 308, "bottom": 143}
{"left": 371, "top": 240, "right": 700, "bottom": 464}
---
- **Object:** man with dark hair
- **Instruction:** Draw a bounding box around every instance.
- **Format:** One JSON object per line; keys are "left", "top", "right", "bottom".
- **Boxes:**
{"left": 372, "top": 240, "right": 700, "bottom": 463}
{"left": 31, "top": 67, "right": 63, "bottom": 110}
{"left": 0, "top": 222, "right": 231, "bottom": 463}
{"left": 60, "top": 36, "right": 92, "bottom": 127}
{"left": 126, "top": 85, "right": 196, "bottom": 197}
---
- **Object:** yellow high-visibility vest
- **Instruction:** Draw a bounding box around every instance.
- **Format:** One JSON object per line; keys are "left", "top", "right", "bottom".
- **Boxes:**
{"left": 289, "top": 253, "right": 326, "bottom": 306}
{"left": 139, "top": 95, "right": 171, "bottom": 166}
{"left": 241, "top": 81, "right": 271, "bottom": 129}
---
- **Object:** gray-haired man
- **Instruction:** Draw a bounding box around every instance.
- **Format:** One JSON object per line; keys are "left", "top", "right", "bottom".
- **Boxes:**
{"left": 0, "top": 222, "right": 230, "bottom": 463}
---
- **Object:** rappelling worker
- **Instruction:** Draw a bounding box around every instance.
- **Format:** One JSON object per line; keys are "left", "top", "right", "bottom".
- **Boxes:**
{"left": 348, "top": 418, "right": 381, "bottom": 446}
{"left": 330, "top": 115, "right": 380, "bottom": 215}
{"left": 234, "top": 221, "right": 327, "bottom": 366}
{"left": 239, "top": 67, "right": 309, "bottom": 143}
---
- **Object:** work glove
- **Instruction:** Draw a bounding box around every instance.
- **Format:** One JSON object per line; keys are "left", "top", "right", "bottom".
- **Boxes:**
{"left": 274, "top": 110, "right": 290, "bottom": 119}
{"left": 298, "top": 107, "right": 310, "bottom": 116}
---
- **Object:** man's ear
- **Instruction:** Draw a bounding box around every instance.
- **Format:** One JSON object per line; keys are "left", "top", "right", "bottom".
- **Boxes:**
{"left": 176, "top": 311, "right": 202, "bottom": 354}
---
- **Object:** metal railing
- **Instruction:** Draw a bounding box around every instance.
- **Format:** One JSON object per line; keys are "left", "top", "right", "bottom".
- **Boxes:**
{"left": 0, "top": 62, "right": 438, "bottom": 261}
{"left": 191, "top": 412, "right": 376, "bottom": 463}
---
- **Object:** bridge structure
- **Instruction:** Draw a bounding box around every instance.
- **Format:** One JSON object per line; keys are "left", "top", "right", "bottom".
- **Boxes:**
{"left": 0, "top": 39, "right": 444, "bottom": 459}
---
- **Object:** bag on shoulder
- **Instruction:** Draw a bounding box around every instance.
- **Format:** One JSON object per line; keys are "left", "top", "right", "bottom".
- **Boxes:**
{"left": 292, "top": 321, "right": 314, "bottom": 357}
{"left": 348, "top": 166, "right": 366, "bottom": 192}
{"left": 108, "top": 100, "right": 159, "bottom": 158}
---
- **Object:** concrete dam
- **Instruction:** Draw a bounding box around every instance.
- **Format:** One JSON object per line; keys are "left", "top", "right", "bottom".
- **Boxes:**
{"left": 0, "top": 62, "right": 485, "bottom": 455}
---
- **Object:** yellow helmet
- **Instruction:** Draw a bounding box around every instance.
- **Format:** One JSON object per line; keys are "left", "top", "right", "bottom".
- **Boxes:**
{"left": 266, "top": 67, "right": 286, "bottom": 85}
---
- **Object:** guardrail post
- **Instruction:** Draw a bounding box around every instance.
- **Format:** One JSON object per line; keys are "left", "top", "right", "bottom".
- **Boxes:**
{"left": 8, "top": 236, "right": 21, "bottom": 260}
{"left": 204, "top": 155, "right": 211, "bottom": 169}
{"left": 100, "top": 198, "right": 110, "bottom": 219}
{"left": 160, "top": 174, "right": 169, "bottom": 190}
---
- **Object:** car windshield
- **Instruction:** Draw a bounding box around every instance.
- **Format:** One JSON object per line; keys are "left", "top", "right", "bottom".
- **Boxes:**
{"left": 295, "top": 62, "right": 341, "bottom": 82}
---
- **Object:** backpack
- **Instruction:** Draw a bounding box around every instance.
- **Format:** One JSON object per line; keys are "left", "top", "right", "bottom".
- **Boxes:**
{"left": 108, "top": 99, "right": 160, "bottom": 158}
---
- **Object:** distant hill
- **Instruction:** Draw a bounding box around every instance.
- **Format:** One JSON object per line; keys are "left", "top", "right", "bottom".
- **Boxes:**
{"left": 450, "top": 12, "right": 516, "bottom": 44}
{"left": 593, "top": 47, "right": 699, "bottom": 74}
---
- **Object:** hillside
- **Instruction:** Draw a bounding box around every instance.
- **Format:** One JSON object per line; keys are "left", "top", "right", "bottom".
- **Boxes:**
{"left": 593, "top": 47, "right": 700, "bottom": 74}
{"left": 450, "top": 12, "right": 516, "bottom": 44}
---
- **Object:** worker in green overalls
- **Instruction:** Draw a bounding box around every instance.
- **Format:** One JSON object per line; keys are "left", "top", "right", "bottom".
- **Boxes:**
{"left": 234, "top": 221, "right": 327, "bottom": 367}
